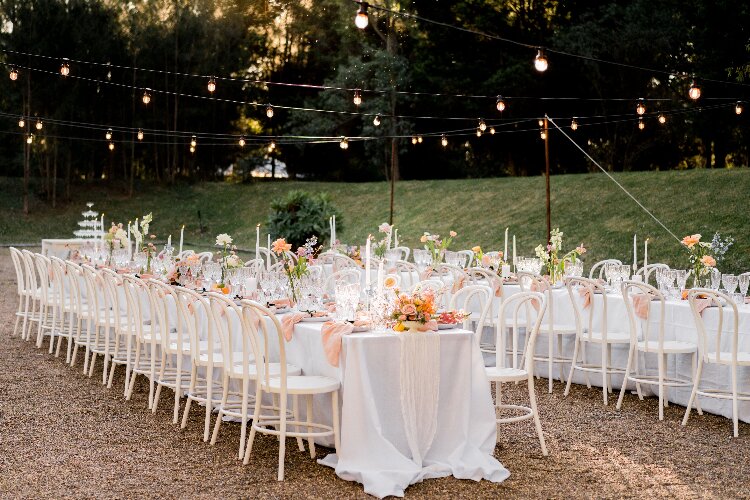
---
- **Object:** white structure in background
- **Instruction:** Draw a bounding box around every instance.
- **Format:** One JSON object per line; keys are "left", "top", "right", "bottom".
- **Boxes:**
{"left": 223, "top": 158, "right": 303, "bottom": 179}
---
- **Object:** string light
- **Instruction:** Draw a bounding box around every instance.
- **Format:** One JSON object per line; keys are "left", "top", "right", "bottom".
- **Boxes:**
{"left": 142, "top": 89, "right": 151, "bottom": 105}
{"left": 190, "top": 135, "right": 197, "bottom": 148}
{"left": 688, "top": 80, "right": 701, "bottom": 100}
{"left": 534, "top": 48, "right": 548, "bottom": 72}
{"left": 478, "top": 118, "right": 487, "bottom": 131}
{"left": 570, "top": 118, "right": 578, "bottom": 131}
{"left": 340, "top": 137, "right": 349, "bottom": 149}
{"left": 105, "top": 128, "right": 112, "bottom": 140}
{"left": 636, "top": 98, "right": 646, "bottom": 115}
{"left": 476, "top": 128, "right": 482, "bottom": 137}
{"left": 238, "top": 136, "right": 246, "bottom": 147}
{"left": 540, "top": 129, "right": 547, "bottom": 140}
{"left": 108, "top": 141, "right": 115, "bottom": 151}
{"left": 355, "top": 1, "right": 369, "bottom": 29}
{"left": 417, "top": 135, "right": 423, "bottom": 143}
{"left": 638, "top": 117, "right": 645, "bottom": 130}
{"left": 60, "top": 59, "right": 70, "bottom": 77}
{"left": 17, "top": 117, "right": 24, "bottom": 128}
{"left": 489, "top": 127, "right": 496, "bottom": 134}
{"left": 269, "top": 140, "right": 276, "bottom": 151}
{"left": 538, "top": 119, "right": 544, "bottom": 127}
{"left": 353, "top": 89, "right": 362, "bottom": 106}
{"left": 658, "top": 113, "right": 666, "bottom": 124}
{"left": 441, "top": 134, "right": 448, "bottom": 147}
{"left": 736, "top": 101, "right": 743, "bottom": 115}
{"left": 35, "top": 119, "right": 43, "bottom": 130}
{"left": 266, "top": 105, "right": 274, "bottom": 118}
{"left": 9, "top": 67, "right": 18, "bottom": 80}
{"left": 137, "top": 129, "right": 144, "bottom": 141}
{"left": 373, "top": 114, "right": 381, "bottom": 126}
{"left": 189, "top": 145, "right": 195, "bottom": 153}
{"left": 411, "top": 136, "right": 418, "bottom": 145}
{"left": 26, "top": 134, "right": 33, "bottom": 144}
{"left": 207, "top": 77, "right": 216, "bottom": 93}
{"left": 496, "top": 96, "right": 506, "bottom": 112}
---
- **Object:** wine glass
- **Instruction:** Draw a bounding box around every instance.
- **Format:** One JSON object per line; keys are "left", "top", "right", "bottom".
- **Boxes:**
{"left": 709, "top": 268, "right": 722, "bottom": 291}
{"left": 674, "top": 269, "right": 688, "bottom": 290}
{"left": 739, "top": 274, "right": 750, "bottom": 296}
{"left": 722, "top": 274, "right": 738, "bottom": 294}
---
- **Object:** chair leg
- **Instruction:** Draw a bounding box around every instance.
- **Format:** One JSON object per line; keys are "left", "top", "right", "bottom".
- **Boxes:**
{"left": 601, "top": 343, "right": 608, "bottom": 405}
{"left": 617, "top": 345, "right": 635, "bottom": 410}
{"left": 211, "top": 374, "right": 230, "bottom": 445}
{"left": 564, "top": 337, "right": 580, "bottom": 397}
{"left": 126, "top": 343, "right": 141, "bottom": 400}
{"left": 528, "top": 375, "right": 548, "bottom": 456}
{"left": 332, "top": 390, "right": 341, "bottom": 453}
{"left": 292, "top": 396, "right": 305, "bottom": 452}
{"left": 173, "top": 358, "right": 183, "bottom": 424}
{"left": 181, "top": 365, "right": 198, "bottom": 429}
{"left": 634, "top": 349, "right": 643, "bottom": 400}
{"left": 691, "top": 352, "right": 703, "bottom": 415}
{"left": 204, "top": 368, "right": 213, "bottom": 442}
{"left": 13, "top": 298, "right": 22, "bottom": 336}
{"left": 731, "top": 366, "right": 739, "bottom": 438}
{"left": 152, "top": 351, "right": 168, "bottom": 413}
{"left": 239, "top": 378, "right": 250, "bottom": 460}
{"left": 657, "top": 352, "right": 665, "bottom": 421}
{"left": 682, "top": 359, "right": 703, "bottom": 427}
{"left": 277, "top": 392, "right": 288, "bottom": 481}
{"left": 606, "top": 344, "right": 613, "bottom": 393}
{"left": 547, "top": 333, "right": 553, "bottom": 393}
{"left": 243, "top": 384, "right": 264, "bottom": 465}
{"left": 306, "top": 395, "right": 316, "bottom": 458}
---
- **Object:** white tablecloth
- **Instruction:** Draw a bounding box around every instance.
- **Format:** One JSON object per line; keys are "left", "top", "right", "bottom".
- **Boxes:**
{"left": 41, "top": 238, "right": 99, "bottom": 259}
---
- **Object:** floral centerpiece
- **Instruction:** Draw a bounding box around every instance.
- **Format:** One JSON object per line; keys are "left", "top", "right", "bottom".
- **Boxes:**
{"left": 215, "top": 233, "right": 243, "bottom": 292}
{"left": 681, "top": 233, "right": 732, "bottom": 287}
{"left": 336, "top": 244, "right": 362, "bottom": 266}
{"left": 103, "top": 222, "right": 128, "bottom": 265}
{"left": 437, "top": 310, "right": 471, "bottom": 325}
{"left": 421, "top": 230, "right": 456, "bottom": 263}
{"left": 391, "top": 288, "right": 437, "bottom": 332}
{"left": 273, "top": 235, "right": 320, "bottom": 303}
{"left": 534, "top": 228, "right": 586, "bottom": 283}
{"left": 471, "top": 246, "right": 505, "bottom": 269}
{"left": 129, "top": 213, "right": 156, "bottom": 274}
{"left": 372, "top": 223, "right": 393, "bottom": 258}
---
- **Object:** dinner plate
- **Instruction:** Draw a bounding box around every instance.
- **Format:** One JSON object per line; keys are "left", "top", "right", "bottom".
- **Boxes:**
{"left": 301, "top": 315, "right": 331, "bottom": 322}
{"left": 437, "top": 323, "right": 457, "bottom": 330}
{"left": 352, "top": 324, "right": 371, "bottom": 332}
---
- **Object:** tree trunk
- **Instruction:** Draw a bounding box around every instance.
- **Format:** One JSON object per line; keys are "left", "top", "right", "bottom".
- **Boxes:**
{"left": 386, "top": 10, "right": 399, "bottom": 181}
{"left": 52, "top": 139, "right": 57, "bottom": 208}
{"left": 65, "top": 146, "right": 71, "bottom": 201}
{"left": 23, "top": 72, "right": 31, "bottom": 215}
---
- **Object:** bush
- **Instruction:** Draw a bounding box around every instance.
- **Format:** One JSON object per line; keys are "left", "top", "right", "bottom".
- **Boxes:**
{"left": 267, "top": 190, "right": 341, "bottom": 248}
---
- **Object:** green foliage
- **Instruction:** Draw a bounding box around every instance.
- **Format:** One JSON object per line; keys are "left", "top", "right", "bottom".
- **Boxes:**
{"left": 266, "top": 190, "right": 341, "bottom": 248}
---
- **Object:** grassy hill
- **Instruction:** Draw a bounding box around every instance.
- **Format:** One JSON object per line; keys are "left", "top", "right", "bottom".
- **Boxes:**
{"left": 1, "top": 169, "right": 749, "bottom": 273}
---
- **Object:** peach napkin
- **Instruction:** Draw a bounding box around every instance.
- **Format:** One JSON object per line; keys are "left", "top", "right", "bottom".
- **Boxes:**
{"left": 631, "top": 294, "right": 652, "bottom": 319}
{"left": 321, "top": 318, "right": 370, "bottom": 367}
{"left": 281, "top": 311, "right": 329, "bottom": 341}
{"left": 491, "top": 277, "right": 503, "bottom": 298}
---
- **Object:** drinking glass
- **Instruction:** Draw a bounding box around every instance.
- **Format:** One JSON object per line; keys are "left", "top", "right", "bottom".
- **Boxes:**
{"left": 674, "top": 269, "right": 688, "bottom": 290}
{"left": 413, "top": 249, "right": 433, "bottom": 272}
{"left": 722, "top": 274, "right": 738, "bottom": 294}
{"left": 443, "top": 250, "right": 460, "bottom": 267}
{"left": 709, "top": 268, "right": 722, "bottom": 291}
{"left": 731, "top": 293, "right": 745, "bottom": 306}
{"left": 385, "top": 248, "right": 402, "bottom": 268}
{"left": 739, "top": 274, "right": 750, "bottom": 296}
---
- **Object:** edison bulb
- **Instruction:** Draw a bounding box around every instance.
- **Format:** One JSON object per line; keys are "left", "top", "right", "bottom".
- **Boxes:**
{"left": 26, "top": 134, "right": 33, "bottom": 144}
{"left": 18, "top": 118, "right": 24, "bottom": 128}
{"left": 373, "top": 114, "right": 381, "bottom": 126}
{"left": 736, "top": 102, "right": 743, "bottom": 115}
{"left": 35, "top": 120, "right": 43, "bottom": 130}
{"left": 60, "top": 61, "right": 70, "bottom": 77}
{"left": 441, "top": 135, "right": 448, "bottom": 147}
{"left": 9, "top": 67, "right": 18, "bottom": 80}
{"left": 636, "top": 99, "right": 646, "bottom": 115}
{"left": 353, "top": 90, "right": 362, "bottom": 106}
{"left": 137, "top": 129, "right": 144, "bottom": 141}
{"left": 571, "top": 118, "right": 578, "bottom": 131}
{"left": 266, "top": 105, "right": 274, "bottom": 118}
{"left": 478, "top": 119, "right": 486, "bottom": 131}
{"left": 108, "top": 141, "right": 115, "bottom": 151}
{"left": 658, "top": 114, "right": 666, "bottom": 124}
{"left": 489, "top": 127, "right": 496, "bottom": 134}
{"left": 142, "top": 89, "right": 151, "bottom": 105}
{"left": 534, "top": 49, "right": 548, "bottom": 72}
{"left": 496, "top": 96, "right": 506, "bottom": 112}
{"left": 688, "top": 81, "right": 701, "bottom": 100}
{"left": 105, "top": 128, "right": 112, "bottom": 140}
{"left": 340, "top": 137, "right": 349, "bottom": 149}
{"left": 207, "top": 77, "right": 216, "bottom": 93}
{"left": 238, "top": 136, "right": 246, "bottom": 147}
{"left": 638, "top": 118, "right": 645, "bottom": 130}
{"left": 540, "top": 130, "right": 547, "bottom": 140}
{"left": 355, "top": 3, "right": 369, "bottom": 29}
{"left": 190, "top": 136, "right": 197, "bottom": 148}
{"left": 476, "top": 128, "right": 482, "bottom": 137}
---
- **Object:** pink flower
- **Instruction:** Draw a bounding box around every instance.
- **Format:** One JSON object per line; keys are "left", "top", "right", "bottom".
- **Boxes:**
{"left": 701, "top": 255, "right": 716, "bottom": 267}
{"left": 402, "top": 304, "right": 417, "bottom": 316}
{"left": 398, "top": 314, "right": 406, "bottom": 321}
{"left": 449, "top": 231, "right": 457, "bottom": 237}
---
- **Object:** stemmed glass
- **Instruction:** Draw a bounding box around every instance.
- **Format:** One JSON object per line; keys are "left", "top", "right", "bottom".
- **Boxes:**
{"left": 739, "top": 274, "right": 750, "bottom": 296}
{"left": 203, "top": 262, "right": 222, "bottom": 287}
{"left": 709, "top": 268, "right": 722, "bottom": 291}
{"left": 413, "top": 249, "right": 433, "bottom": 273}
{"left": 722, "top": 274, "right": 738, "bottom": 294}
{"left": 674, "top": 269, "right": 688, "bottom": 290}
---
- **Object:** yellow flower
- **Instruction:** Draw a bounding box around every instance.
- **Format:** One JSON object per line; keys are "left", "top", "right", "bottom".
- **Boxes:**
{"left": 394, "top": 322, "right": 405, "bottom": 332}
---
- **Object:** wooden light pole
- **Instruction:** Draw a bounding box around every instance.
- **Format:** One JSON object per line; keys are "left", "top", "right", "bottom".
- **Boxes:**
{"left": 544, "top": 116, "right": 551, "bottom": 244}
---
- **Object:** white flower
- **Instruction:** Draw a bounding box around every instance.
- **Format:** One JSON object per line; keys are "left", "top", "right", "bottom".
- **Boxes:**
{"left": 115, "top": 228, "right": 128, "bottom": 246}
{"left": 140, "top": 213, "right": 153, "bottom": 236}
{"left": 226, "top": 254, "right": 243, "bottom": 268}
{"left": 379, "top": 222, "right": 392, "bottom": 234}
{"left": 216, "top": 233, "right": 233, "bottom": 246}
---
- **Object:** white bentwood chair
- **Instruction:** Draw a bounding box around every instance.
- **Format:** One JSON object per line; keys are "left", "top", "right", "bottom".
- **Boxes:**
{"left": 485, "top": 291, "right": 549, "bottom": 456}
{"left": 588, "top": 259, "right": 622, "bottom": 280}
{"left": 9, "top": 247, "right": 32, "bottom": 337}
{"left": 616, "top": 281, "right": 700, "bottom": 420}
{"left": 448, "top": 284, "right": 493, "bottom": 338}
{"left": 683, "top": 289, "right": 750, "bottom": 437}
{"left": 242, "top": 301, "right": 341, "bottom": 480}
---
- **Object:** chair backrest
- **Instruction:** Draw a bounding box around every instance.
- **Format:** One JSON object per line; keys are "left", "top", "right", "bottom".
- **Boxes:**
{"left": 467, "top": 267, "right": 502, "bottom": 292}
{"left": 565, "top": 276, "right": 610, "bottom": 342}
{"left": 48, "top": 256, "right": 68, "bottom": 312}
{"left": 457, "top": 250, "right": 474, "bottom": 268}
{"left": 178, "top": 250, "right": 195, "bottom": 259}
{"left": 448, "top": 284, "right": 493, "bottom": 339}
{"left": 174, "top": 286, "right": 217, "bottom": 362}
{"left": 9, "top": 247, "right": 26, "bottom": 296}
{"left": 635, "top": 263, "right": 670, "bottom": 286}
{"left": 196, "top": 251, "right": 215, "bottom": 263}
{"left": 100, "top": 268, "right": 125, "bottom": 330}
{"left": 588, "top": 259, "right": 622, "bottom": 280}
{"left": 332, "top": 254, "right": 360, "bottom": 272}
{"left": 147, "top": 279, "right": 186, "bottom": 354}
{"left": 688, "top": 288, "right": 740, "bottom": 365}
{"left": 410, "top": 279, "right": 447, "bottom": 307}
{"left": 121, "top": 274, "right": 149, "bottom": 342}
{"left": 323, "top": 268, "right": 361, "bottom": 296}
{"left": 496, "top": 291, "right": 546, "bottom": 373}
{"left": 80, "top": 264, "right": 105, "bottom": 320}
{"left": 393, "top": 246, "right": 410, "bottom": 261}
{"left": 64, "top": 261, "right": 85, "bottom": 318}
{"left": 207, "top": 293, "right": 254, "bottom": 380}
{"left": 394, "top": 260, "right": 420, "bottom": 289}
{"left": 241, "top": 300, "right": 287, "bottom": 397}
{"left": 20, "top": 250, "right": 40, "bottom": 297}
{"left": 621, "top": 280, "right": 665, "bottom": 352}
{"left": 32, "top": 253, "right": 53, "bottom": 305}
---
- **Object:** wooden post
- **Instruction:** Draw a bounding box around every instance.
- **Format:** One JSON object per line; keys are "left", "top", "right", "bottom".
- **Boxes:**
{"left": 389, "top": 138, "right": 396, "bottom": 224}
{"left": 544, "top": 117, "right": 551, "bottom": 243}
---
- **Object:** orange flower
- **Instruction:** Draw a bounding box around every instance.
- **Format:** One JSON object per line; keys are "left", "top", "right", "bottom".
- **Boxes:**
{"left": 701, "top": 255, "right": 716, "bottom": 267}
{"left": 681, "top": 234, "right": 701, "bottom": 248}
{"left": 472, "top": 245, "right": 481, "bottom": 253}
{"left": 384, "top": 276, "right": 397, "bottom": 289}
{"left": 271, "top": 238, "right": 292, "bottom": 254}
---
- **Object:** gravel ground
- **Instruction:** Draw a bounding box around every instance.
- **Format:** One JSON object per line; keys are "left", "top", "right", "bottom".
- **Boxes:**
{"left": 1, "top": 248, "right": 748, "bottom": 499}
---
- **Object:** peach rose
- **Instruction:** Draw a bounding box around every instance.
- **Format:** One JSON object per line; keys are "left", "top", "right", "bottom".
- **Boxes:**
{"left": 271, "top": 238, "right": 292, "bottom": 254}
{"left": 402, "top": 304, "right": 417, "bottom": 316}
{"left": 384, "top": 276, "right": 397, "bottom": 289}
{"left": 420, "top": 235, "right": 428, "bottom": 243}
{"left": 681, "top": 234, "right": 701, "bottom": 248}
{"left": 449, "top": 231, "right": 457, "bottom": 238}
{"left": 472, "top": 245, "right": 481, "bottom": 253}
{"left": 701, "top": 255, "right": 716, "bottom": 267}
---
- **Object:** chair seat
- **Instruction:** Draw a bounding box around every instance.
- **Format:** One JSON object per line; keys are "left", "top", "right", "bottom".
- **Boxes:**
{"left": 580, "top": 330, "right": 630, "bottom": 344}
{"left": 539, "top": 324, "right": 577, "bottom": 335}
{"left": 267, "top": 375, "right": 340, "bottom": 395}
{"left": 706, "top": 351, "right": 750, "bottom": 365}
{"left": 638, "top": 340, "right": 697, "bottom": 354}
{"left": 231, "top": 361, "right": 302, "bottom": 378}
{"left": 485, "top": 366, "right": 528, "bottom": 382}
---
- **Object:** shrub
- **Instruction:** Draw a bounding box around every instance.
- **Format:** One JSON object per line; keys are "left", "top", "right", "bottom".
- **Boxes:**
{"left": 267, "top": 190, "right": 341, "bottom": 248}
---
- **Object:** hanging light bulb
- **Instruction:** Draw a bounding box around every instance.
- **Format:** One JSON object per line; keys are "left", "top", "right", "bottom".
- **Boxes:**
{"left": 105, "top": 128, "right": 112, "bottom": 140}
{"left": 266, "top": 105, "right": 274, "bottom": 118}
{"left": 571, "top": 118, "right": 578, "bottom": 131}
{"left": 540, "top": 129, "right": 547, "bottom": 140}
{"left": 688, "top": 80, "right": 701, "bottom": 100}
{"left": 26, "top": 134, "right": 33, "bottom": 144}
{"left": 60, "top": 59, "right": 70, "bottom": 77}
{"left": 638, "top": 117, "right": 645, "bottom": 130}
{"left": 355, "top": 1, "right": 369, "bottom": 29}
{"left": 190, "top": 135, "right": 197, "bottom": 148}
{"left": 142, "top": 89, "right": 151, "bottom": 105}
{"left": 207, "top": 76, "right": 216, "bottom": 93}
{"left": 538, "top": 119, "right": 544, "bottom": 127}
{"left": 35, "top": 119, "right": 43, "bottom": 131}
{"left": 736, "top": 101, "right": 743, "bottom": 115}
{"left": 441, "top": 134, "right": 448, "bottom": 147}
{"left": 269, "top": 140, "right": 276, "bottom": 151}
{"left": 238, "top": 136, "right": 246, "bottom": 147}
{"left": 478, "top": 118, "right": 487, "bottom": 131}
{"left": 417, "top": 135, "right": 423, "bottom": 143}
{"left": 496, "top": 96, "right": 506, "bottom": 112}
{"left": 190, "top": 145, "right": 195, "bottom": 154}
{"left": 489, "top": 127, "right": 496, "bottom": 135}
{"left": 137, "top": 129, "right": 144, "bottom": 141}
{"left": 9, "top": 67, "right": 18, "bottom": 81}
{"left": 108, "top": 141, "right": 115, "bottom": 151}
{"left": 534, "top": 48, "right": 548, "bottom": 72}
{"left": 411, "top": 136, "right": 417, "bottom": 145}
{"left": 353, "top": 89, "right": 362, "bottom": 106}
{"left": 636, "top": 98, "right": 646, "bottom": 115}
{"left": 18, "top": 117, "right": 25, "bottom": 128}
{"left": 373, "top": 114, "right": 381, "bottom": 126}
{"left": 476, "top": 128, "right": 482, "bottom": 137}
{"left": 340, "top": 137, "right": 349, "bottom": 149}
{"left": 106, "top": 62, "right": 112, "bottom": 81}
{"left": 658, "top": 113, "right": 666, "bottom": 124}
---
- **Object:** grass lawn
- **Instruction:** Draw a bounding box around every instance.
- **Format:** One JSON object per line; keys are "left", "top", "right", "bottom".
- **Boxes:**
{"left": 1, "top": 169, "right": 748, "bottom": 273}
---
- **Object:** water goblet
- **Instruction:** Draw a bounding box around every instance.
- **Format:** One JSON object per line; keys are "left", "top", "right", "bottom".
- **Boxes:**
{"left": 709, "top": 268, "right": 722, "bottom": 291}
{"left": 675, "top": 269, "right": 688, "bottom": 290}
{"left": 722, "top": 274, "right": 738, "bottom": 294}
{"left": 739, "top": 274, "right": 750, "bottom": 296}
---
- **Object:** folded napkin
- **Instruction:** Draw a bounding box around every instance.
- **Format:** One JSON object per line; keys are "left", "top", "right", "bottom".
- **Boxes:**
{"left": 491, "top": 277, "right": 503, "bottom": 298}
{"left": 578, "top": 280, "right": 607, "bottom": 309}
{"left": 451, "top": 275, "right": 466, "bottom": 293}
{"left": 529, "top": 277, "right": 550, "bottom": 310}
{"left": 271, "top": 298, "right": 292, "bottom": 308}
{"left": 418, "top": 319, "right": 439, "bottom": 332}
{"left": 631, "top": 293, "right": 653, "bottom": 319}
{"left": 280, "top": 311, "right": 329, "bottom": 341}
{"left": 420, "top": 268, "right": 433, "bottom": 280}
{"left": 321, "top": 318, "right": 370, "bottom": 367}
{"left": 678, "top": 291, "right": 715, "bottom": 316}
